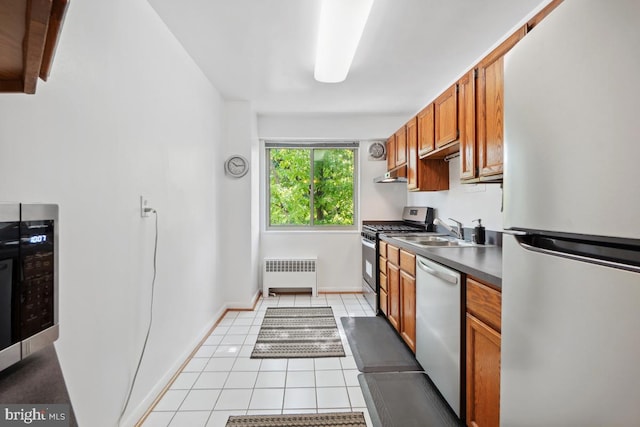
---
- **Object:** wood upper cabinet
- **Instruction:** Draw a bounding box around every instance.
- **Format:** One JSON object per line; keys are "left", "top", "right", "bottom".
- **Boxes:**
{"left": 526, "top": 0, "right": 563, "bottom": 33}
{"left": 476, "top": 28, "right": 526, "bottom": 179}
{"left": 386, "top": 135, "right": 396, "bottom": 172}
{"left": 408, "top": 111, "right": 450, "bottom": 192}
{"left": 417, "top": 103, "right": 435, "bottom": 157}
{"left": 435, "top": 84, "right": 459, "bottom": 148}
{"left": 406, "top": 117, "right": 419, "bottom": 190}
{"left": 0, "top": 0, "right": 69, "bottom": 94}
{"left": 466, "top": 277, "right": 502, "bottom": 427}
{"left": 395, "top": 126, "right": 407, "bottom": 167}
{"left": 459, "top": 69, "right": 477, "bottom": 180}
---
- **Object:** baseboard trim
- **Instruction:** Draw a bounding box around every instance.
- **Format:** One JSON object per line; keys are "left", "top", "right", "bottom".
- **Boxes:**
{"left": 129, "top": 307, "right": 224, "bottom": 427}
{"left": 132, "top": 290, "right": 261, "bottom": 426}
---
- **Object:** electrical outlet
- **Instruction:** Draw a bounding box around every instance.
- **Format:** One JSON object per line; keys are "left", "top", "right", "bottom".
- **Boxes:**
{"left": 140, "top": 196, "right": 150, "bottom": 218}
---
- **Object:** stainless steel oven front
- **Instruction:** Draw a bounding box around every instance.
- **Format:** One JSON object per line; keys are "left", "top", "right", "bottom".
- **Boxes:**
{"left": 361, "top": 235, "right": 377, "bottom": 310}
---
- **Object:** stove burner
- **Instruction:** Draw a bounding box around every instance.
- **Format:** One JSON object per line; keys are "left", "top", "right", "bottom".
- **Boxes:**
{"left": 362, "top": 223, "right": 427, "bottom": 233}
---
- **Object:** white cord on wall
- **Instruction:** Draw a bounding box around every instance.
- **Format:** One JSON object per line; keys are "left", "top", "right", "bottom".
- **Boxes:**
{"left": 119, "top": 209, "right": 158, "bottom": 426}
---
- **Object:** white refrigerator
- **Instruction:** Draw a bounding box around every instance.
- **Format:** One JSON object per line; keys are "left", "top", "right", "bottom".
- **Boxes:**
{"left": 502, "top": 0, "right": 640, "bottom": 425}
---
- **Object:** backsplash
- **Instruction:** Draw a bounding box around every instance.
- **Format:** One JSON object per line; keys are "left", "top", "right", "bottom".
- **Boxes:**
{"left": 406, "top": 159, "right": 503, "bottom": 232}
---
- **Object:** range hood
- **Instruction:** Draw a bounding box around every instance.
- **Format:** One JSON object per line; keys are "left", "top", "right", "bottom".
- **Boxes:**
{"left": 374, "top": 166, "right": 408, "bottom": 183}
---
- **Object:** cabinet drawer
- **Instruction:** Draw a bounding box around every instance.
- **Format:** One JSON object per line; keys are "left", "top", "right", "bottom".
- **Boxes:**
{"left": 380, "top": 288, "right": 388, "bottom": 316}
{"left": 387, "top": 245, "right": 399, "bottom": 265}
{"left": 466, "top": 277, "right": 501, "bottom": 332}
{"left": 379, "top": 241, "right": 387, "bottom": 258}
{"left": 399, "top": 250, "right": 416, "bottom": 276}
{"left": 379, "top": 256, "right": 387, "bottom": 273}
{"left": 379, "top": 270, "right": 387, "bottom": 292}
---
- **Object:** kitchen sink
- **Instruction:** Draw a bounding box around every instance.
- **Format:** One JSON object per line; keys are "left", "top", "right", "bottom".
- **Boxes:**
{"left": 394, "top": 234, "right": 489, "bottom": 248}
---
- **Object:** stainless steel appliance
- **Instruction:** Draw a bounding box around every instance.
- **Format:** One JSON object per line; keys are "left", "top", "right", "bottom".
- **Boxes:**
{"left": 502, "top": 1, "right": 640, "bottom": 424}
{"left": 0, "top": 203, "right": 59, "bottom": 372}
{"left": 415, "top": 255, "right": 462, "bottom": 417}
{"left": 361, "top": 206, "right": 434, "bottom": 311}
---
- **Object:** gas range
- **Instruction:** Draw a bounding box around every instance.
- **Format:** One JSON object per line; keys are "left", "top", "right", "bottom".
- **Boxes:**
{"left": 361, "top": 207, "right": 435, "bottom": 312}
{"left": 361, "top": 222, "right": 430, "bottom": 241}
{"left": 362, "top": 207, "right": 435, "bottom": 239}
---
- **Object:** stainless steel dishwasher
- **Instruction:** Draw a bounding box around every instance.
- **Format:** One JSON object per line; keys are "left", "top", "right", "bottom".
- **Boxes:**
{"left": 415, "top": 254, "right": 461, "bottom": 417}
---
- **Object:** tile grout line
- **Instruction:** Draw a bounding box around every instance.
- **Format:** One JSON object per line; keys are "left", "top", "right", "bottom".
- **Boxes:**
{"left": 134, "top": 293, "right": 262, "bottom": 426}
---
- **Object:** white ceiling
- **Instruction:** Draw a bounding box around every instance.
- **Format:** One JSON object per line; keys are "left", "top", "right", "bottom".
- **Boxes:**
{"left": 147, "top": 0, "right": 549, "bottom": 115}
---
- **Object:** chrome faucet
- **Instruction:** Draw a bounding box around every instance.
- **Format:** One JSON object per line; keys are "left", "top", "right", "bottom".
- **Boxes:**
{"left": 434, "top": 217, "right": 464, "bottom": 239}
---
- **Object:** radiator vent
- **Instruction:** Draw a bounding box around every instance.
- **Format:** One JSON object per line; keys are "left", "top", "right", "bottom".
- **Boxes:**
{"left": 263, "top": 258, "right": 317, "bottom": 297}
{"left": 265, "top": 259, "right": 316, "bottom": 273}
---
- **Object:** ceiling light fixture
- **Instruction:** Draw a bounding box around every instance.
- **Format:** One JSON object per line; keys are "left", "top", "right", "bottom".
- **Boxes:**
{"left": 314, "top": 0, "right": 374, "bottom": 83}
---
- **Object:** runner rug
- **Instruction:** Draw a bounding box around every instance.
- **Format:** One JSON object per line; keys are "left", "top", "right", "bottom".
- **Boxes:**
{"left": 251, "top": 307, "right": 345, "bottom": 358}
{"left": 226, "top": 412, "right": 366, "bottom": 427}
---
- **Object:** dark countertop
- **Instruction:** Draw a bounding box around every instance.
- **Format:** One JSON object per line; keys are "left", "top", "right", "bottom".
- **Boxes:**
{"left": 0, "top": 345, "right": 77, "bottom": 426}
{"left": 380, "top": 234, "right": 502, "bottom": 289}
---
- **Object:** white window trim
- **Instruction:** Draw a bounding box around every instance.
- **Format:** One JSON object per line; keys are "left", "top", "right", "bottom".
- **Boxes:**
{"left": 264, "top": 141, "right": 359, "bottom": 232}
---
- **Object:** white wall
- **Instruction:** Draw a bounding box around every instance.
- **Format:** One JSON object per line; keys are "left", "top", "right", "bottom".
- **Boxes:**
{"left": 0, "top": 0, "right": 226, "bottom": 425}
{"left": 257, "top": 114, "right": 407, "bottom": 292}
{"left": 219, "top": 102, "right": 261, "bottom": 306}
{"left": 407, "top": 160, "right": 503, "bottom": 231}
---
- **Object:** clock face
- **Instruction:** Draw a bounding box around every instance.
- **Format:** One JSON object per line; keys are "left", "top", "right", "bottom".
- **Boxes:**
{"left": 225, "top": 155, "right": 249, "bottom": 178}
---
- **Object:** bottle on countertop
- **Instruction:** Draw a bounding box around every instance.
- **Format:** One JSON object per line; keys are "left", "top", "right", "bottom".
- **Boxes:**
{"left": 472, "top": 219, "right": 485, "bottom": 245}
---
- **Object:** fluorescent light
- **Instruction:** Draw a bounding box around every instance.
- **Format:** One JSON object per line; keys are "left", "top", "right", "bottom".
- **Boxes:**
{"left": 314, "top": 0, "right": 374, "bottom": 83}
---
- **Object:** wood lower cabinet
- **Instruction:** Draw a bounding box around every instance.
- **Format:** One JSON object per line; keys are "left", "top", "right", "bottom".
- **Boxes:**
{"left": 399, "top": 269, "right": 416, "bottom": 352}
{"left": 384, "top": 244, "right": 416, "bottom": 353}
{"left": 379, "top": 241, "right": 388, "bottom": 315}
{"left": 466, "top": 277, "right": 502, "bottom": 427}
{"left": 387, "top": 262, "right": 400, "bottom": 331}
{"left": 379, "top": 273, "right": 388, "bottom": 315}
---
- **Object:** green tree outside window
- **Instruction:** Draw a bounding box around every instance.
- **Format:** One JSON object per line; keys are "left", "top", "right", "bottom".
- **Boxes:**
{"left": 268, "top": 146, "right": 356, "bottom": 227}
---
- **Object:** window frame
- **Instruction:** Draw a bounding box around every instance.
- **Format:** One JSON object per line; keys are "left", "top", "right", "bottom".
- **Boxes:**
{"left": 265, "top": 141, "right": 359, "bottom": 231}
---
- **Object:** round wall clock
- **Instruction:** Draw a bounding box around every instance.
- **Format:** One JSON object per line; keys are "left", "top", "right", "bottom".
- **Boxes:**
{"left": 368, "top": 141, "right": 386, "bottom": 160}
{"left": 224, "top": 155, "right": 249, "bottom": 178}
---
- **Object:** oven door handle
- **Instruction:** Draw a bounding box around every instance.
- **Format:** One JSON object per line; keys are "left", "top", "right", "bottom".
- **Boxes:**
{"left": 361, "top": 238, "right": 376, "bottom": 249}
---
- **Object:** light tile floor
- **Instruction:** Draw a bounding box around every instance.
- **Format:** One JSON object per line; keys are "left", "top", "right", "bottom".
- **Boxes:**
{"left": 142, "top": 293, "right": 376, "bottom": 427}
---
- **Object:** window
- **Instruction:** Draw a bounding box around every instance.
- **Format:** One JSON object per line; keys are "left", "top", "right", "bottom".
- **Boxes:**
{"left": 266, "top": 142, "right": 358, "bottom": 229}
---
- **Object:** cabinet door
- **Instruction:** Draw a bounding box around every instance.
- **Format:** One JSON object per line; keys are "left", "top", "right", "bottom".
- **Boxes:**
{"left": 395, "top": 127, "right": 407, "bottom": 167}
{"left": 406, "top": 117, "right": 418, "bottom": 190}
{"left": 386, "top": 135, "right": 396, "bottom": 171}
{"left": 477, "top": 28, "right": 525, "bottom": 178}
{"left": 466, "top": 313, "right": 501, "bottom": 427}
{"left": 387, "top": 262, "right": 401, "bottom": 331}
{"left": 435, "top": 84, "right": 458, "bottom": 148}
{"left": 399, "top": 270, "right": 416, "bottom": 352}
{"left": 417, "top": 103, "right": 435, "bottom": 157}
{"left": 459, "top": 69, "right": 477, "bottom": 180}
